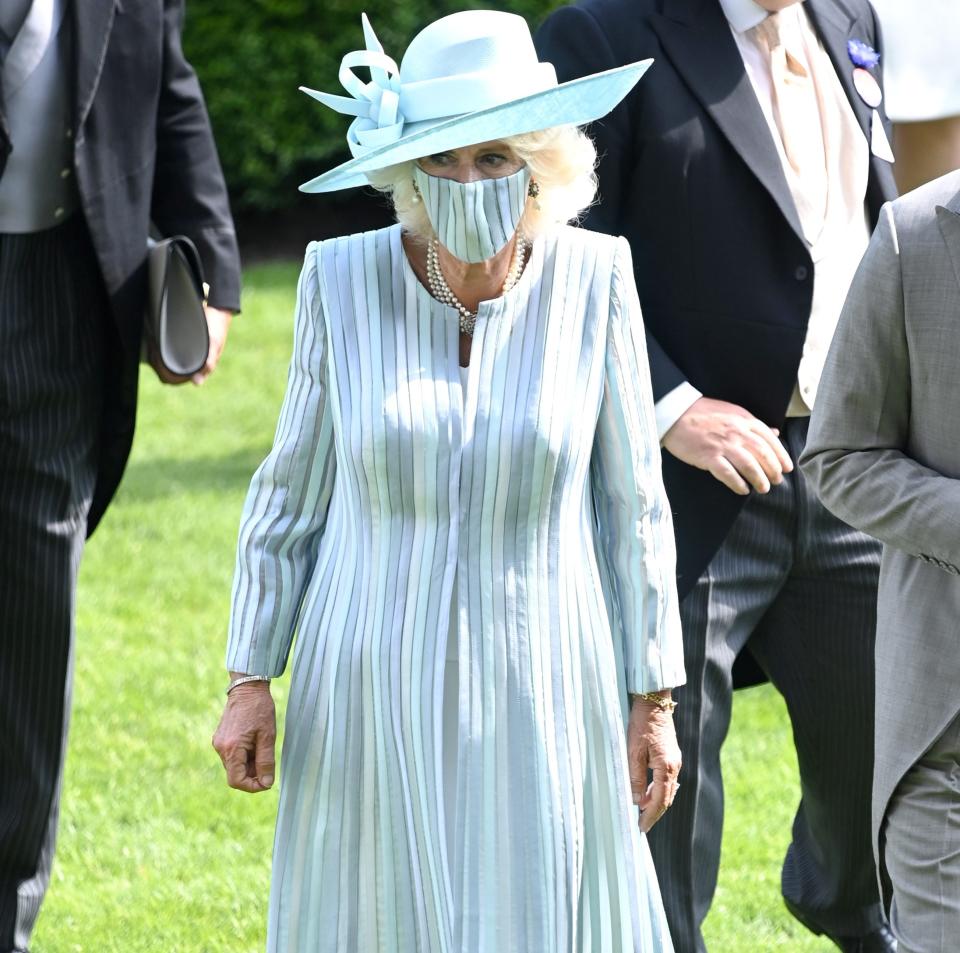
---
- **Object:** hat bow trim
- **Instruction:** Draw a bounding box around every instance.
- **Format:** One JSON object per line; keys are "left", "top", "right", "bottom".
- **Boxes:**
{"left": 300, "top": 14, "right": 406, "bottom": 158}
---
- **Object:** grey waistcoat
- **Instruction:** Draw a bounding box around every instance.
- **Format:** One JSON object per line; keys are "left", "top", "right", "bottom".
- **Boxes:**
{"left": 0, "top": 0, "right": 79, "bottom": 233}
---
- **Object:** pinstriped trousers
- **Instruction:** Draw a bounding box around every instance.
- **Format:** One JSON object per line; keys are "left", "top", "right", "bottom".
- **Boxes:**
{"left": 0, "top": 216, "right": 106, "bottom": 953}
{"left": 647, "top": 417, "right": 885, "bottom": 952}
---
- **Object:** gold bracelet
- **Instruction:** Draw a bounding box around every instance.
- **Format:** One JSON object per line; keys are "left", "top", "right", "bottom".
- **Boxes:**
{"left": 632, "top": 691, "right": 678, "bottom": 714}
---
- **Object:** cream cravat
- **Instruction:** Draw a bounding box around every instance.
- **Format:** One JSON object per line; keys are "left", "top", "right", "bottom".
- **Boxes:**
{"left": 751, "top": 12, "right": 829, "bottom": 243}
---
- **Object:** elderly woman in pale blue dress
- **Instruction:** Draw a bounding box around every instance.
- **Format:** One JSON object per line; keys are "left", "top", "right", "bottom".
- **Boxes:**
{"left": 213, "top": 10, "right": 686, "bottom": 953}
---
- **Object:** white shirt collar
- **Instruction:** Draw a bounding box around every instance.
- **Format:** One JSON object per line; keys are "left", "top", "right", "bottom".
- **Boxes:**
{"left": 717, "top": 0, "right": 771, "bottom": 33}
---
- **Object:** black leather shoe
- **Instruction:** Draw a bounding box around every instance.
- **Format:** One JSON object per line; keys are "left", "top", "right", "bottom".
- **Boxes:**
{"left": 784, "top": 897, "right": 897, "bottom": 952}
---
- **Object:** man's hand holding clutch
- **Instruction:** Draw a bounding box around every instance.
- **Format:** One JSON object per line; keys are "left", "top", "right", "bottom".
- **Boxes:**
{"left": 148, "top": 304, "right": 234, "bottom": 386}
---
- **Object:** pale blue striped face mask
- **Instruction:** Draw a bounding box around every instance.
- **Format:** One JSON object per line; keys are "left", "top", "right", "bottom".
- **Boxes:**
{"left": 413, "top": 164, "right": 531, "bottom": 263}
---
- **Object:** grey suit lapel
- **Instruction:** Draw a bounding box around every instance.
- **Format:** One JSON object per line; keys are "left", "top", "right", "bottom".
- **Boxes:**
{"left": 0, "top": 0, "right": 33, "bottom": 60}
{"left": 73, "top": 0, "right": 117, "bottom": 133}
{"left": 4, "top": 0, "right": 67, "bottom": 100}
{"left": 650, "top": 0, "right": 805, "bottom": 243}
{"left": 0, "top": 0, "right": 56, "bottom": 168}
{"left": 935, "top": 192, "right": 960, "bottom": 294}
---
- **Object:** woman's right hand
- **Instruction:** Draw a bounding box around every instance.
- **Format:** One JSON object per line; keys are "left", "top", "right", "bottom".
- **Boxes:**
{"left": 212, "top": 677, "right": 277, "bottom": 793}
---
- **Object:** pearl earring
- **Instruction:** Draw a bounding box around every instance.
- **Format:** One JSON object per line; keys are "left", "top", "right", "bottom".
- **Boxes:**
{"left": 411, "top": 180, "right": 422, "bottom": 204}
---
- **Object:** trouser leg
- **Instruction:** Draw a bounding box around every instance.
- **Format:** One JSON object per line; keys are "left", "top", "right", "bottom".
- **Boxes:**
{"left": 0, "top": 523, "right": 83, "bottom": 953}
{"left": 648, "top": 483, "right": 793, "bottom": 953}
{"left": 882, "top": 711, "right": 960, "bottom": 953}
{"left": 0, "top": 217, "right": 106, "bottom": 952}
{"left": 748, "top": 418, "right": 884, "bottom": 939}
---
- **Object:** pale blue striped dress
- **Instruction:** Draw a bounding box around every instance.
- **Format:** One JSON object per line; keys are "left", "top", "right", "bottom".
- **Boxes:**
{"left": 227, "top": 223, "right": 685, "bottom": 953}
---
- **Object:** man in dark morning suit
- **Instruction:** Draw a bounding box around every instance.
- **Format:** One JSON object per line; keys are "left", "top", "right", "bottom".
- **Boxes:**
{"left": 0, "top": 1, "right": 240, "bottom": 950}
{"left": 537, "top": 0, "right": 897, "bottom": 950}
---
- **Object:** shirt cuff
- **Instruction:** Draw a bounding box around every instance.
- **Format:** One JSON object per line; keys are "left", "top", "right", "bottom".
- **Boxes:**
{"left": 655, "top": 382, "right": 703, "bottom": 442}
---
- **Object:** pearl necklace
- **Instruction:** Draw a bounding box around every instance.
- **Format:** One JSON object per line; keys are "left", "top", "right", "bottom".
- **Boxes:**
{"left": 426, "top": 234, "right": 529, "bottom": 335}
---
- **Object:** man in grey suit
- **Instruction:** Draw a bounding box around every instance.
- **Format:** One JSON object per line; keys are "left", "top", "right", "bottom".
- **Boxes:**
{"left": 802, "top": 167, "right": 960, "bottom": 953}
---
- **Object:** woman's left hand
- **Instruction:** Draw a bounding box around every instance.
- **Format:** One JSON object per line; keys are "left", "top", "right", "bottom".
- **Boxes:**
{"left": 627, "top": 693, "right": 682, "bottom": 833}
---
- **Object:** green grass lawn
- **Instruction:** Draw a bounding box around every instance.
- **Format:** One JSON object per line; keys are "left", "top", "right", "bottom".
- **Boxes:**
{"left": 33, "top": 260, "right": 834, "bottom": 951}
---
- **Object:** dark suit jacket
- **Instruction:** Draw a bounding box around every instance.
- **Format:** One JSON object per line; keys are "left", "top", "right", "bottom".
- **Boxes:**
{"left": 536, "top": 0, "right": 897, "bottom": 599}
{"left": 0, "top": 0, "right": 242, "bottom": 533}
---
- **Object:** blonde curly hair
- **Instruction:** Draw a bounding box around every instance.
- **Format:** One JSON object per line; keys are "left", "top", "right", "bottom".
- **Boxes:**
{"left": 366, "top": 125, "right": 598, "bottom": 244}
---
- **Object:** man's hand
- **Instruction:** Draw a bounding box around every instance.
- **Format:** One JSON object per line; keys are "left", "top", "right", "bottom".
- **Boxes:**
{"left": 149, "top": 304, "right": 234, "bottom": 386}
{"left": 192, "top": 304, "right": 233, "bottom": 385}
{"left": 212, "top": 679, "right": 276, "bottom": 794}
{"left": 662, "top": 397, "right": 793, "bottom": 495}
{"left": 628, "top": 695, "right": 682, "bottom": 834}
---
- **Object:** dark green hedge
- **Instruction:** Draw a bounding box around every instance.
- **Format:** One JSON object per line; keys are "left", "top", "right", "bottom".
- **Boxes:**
{"left": 183, "top": 1, "right": 564, "bottom": 212}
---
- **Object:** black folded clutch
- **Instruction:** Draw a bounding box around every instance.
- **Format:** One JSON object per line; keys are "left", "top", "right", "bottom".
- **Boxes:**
{"left": 142, "top": 236, "right": 210, "bottom": 377}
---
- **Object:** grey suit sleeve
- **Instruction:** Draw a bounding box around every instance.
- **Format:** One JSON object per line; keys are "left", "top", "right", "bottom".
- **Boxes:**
{"left": 801, "top": 204, "right": 960, "bottom": 572}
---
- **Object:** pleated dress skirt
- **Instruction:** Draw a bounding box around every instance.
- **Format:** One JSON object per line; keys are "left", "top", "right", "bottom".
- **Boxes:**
{"left": 264, "top": 445, "right": 675, "bottom": 953}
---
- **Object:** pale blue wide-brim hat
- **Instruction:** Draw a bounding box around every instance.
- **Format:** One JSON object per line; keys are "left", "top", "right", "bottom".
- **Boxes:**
{"left": 299, "top": 10, "right": 652, "bottom": 193}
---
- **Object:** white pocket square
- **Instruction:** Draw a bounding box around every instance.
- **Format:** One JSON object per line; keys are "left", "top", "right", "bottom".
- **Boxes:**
{"left": 871, "top": 109, "right": 895, "bottom": 163}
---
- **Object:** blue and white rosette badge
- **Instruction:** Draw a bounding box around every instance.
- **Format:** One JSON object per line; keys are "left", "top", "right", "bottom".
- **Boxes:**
{"left": 847, "top": 37, "right": 894, "bottom": 162}
{"left": 848, "top": 38, "right": 882, "bottom": 108}
{"left": 848, "top": 38, "right": 880, "bottom": 67}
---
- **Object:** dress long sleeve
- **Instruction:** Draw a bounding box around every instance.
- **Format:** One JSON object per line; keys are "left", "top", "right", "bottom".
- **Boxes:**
{"left": 591, "top": 238, "right": 686, "bottom": 694}
{"left": 226, "top": 243, "right": 336, "bottom": 675}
